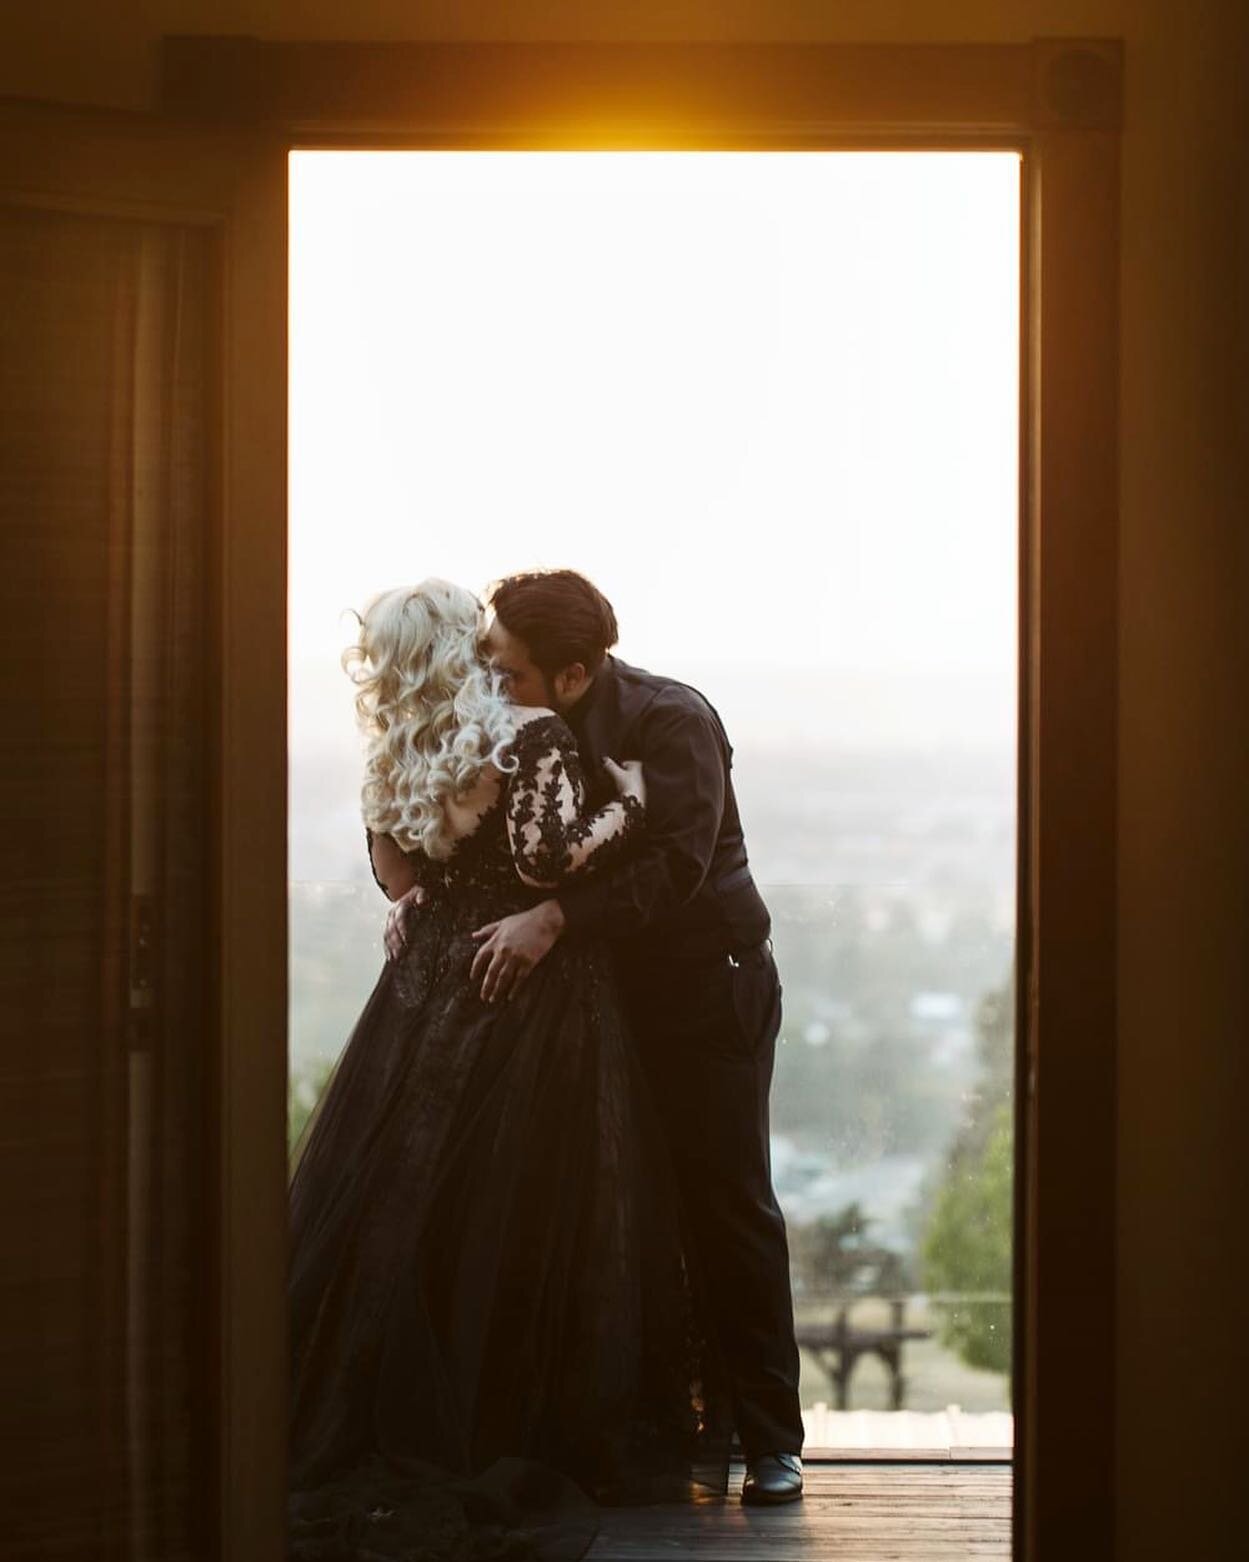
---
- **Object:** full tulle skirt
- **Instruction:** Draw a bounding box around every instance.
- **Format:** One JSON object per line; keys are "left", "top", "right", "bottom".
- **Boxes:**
{"left": 288, "top": 910, "right": 731, "bottom": 1559}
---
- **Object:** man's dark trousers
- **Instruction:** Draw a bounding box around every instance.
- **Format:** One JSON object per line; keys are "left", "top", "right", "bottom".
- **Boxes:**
{"left": 617, "top": 940, "right": 805, "bottom": 1460}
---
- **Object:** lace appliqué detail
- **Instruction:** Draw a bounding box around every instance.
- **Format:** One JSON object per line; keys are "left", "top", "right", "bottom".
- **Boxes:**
{"left": 503, "top": 714, "right": 645, "bottom": 887}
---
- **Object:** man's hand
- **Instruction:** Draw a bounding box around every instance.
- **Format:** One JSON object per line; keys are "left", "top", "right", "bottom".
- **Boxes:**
{"left": 603, "top": 756, "right": 646, "bottom": 808}
{"left": 470, "top": 899, "right": 566, "bottom": 1003}
{"left": 384, "top": 883, "right": 428, "bottom": 961}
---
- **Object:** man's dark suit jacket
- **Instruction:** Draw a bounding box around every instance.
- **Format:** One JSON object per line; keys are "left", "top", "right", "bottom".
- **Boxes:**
{"left": 557, "top": 655, "right": 771, "bottom": 962}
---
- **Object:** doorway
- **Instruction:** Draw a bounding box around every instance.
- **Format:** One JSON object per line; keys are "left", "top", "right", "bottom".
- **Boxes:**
{"left": 287, "top": 147, "right": 1020, "bottom": 1460}
{"left": 4, "top": 37, "right": 1125, "bottom": 1558}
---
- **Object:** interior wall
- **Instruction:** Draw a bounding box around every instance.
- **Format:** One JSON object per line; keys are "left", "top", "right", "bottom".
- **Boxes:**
{"left": 3, "top": 4, "right": 1244, "bottom": 1559}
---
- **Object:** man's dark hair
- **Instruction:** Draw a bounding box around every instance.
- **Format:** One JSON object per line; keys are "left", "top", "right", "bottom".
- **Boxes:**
{"left": 488, "top": 569, "right": 619, "bottom": 679}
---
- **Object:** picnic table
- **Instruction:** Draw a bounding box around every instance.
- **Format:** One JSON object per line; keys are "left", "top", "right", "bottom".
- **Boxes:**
{"left": 796, "top": 1296, "right": 932, "bottom": 1411}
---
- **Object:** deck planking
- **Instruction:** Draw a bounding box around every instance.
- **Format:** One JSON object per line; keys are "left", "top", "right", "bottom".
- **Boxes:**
{"left": 586, "top": 1461, "right": 1013, "bottom": 1561}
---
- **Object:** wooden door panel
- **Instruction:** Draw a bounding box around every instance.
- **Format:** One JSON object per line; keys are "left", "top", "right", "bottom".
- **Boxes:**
{"left": 0, "top": 104, "right": 287, "bottom": 1562}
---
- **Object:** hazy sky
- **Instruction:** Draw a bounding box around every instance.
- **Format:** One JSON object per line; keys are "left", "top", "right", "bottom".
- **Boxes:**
{"left": 289, "top": 150, "right": 1020, "bottom": 754}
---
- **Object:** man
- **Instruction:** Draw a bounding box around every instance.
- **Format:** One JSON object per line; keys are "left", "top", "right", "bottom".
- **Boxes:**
{"left": 465, "top": 567, "right": 805, "bottom": 1506}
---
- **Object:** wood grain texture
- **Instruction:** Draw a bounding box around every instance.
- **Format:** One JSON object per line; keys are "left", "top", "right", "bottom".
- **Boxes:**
{"left": 587, "top": 1462, "right": 1013, "bottom": 1560}
{"left": 161, "top": 39, "right": 1040, "bottom": 140}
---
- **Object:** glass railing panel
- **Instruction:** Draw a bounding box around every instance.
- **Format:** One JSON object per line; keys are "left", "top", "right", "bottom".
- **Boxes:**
{"left": 289, "top": 855, "right": 1016, "bottom": 1454}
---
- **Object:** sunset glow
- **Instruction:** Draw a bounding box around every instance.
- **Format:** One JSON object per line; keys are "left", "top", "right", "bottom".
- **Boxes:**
{"left": 289, "top": 150, "right": 1020, "bottom": 886}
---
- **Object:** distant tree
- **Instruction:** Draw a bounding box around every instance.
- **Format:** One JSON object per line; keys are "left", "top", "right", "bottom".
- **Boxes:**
{"left": 962, "top": 981, "right": 1015, "bottom": 1154}
{"left": 918, "top": 975, "right": 1015, "bottom": 1374}
{"left": 920, "top": 1101, "right": 1013, "bottom": 1372}
{"left": 287, "top": 1053, "right": 337, "bottom": 1155}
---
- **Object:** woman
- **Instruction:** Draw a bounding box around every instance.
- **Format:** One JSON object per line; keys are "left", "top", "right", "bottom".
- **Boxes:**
{"left": 288, "top": 580, "right": 730, "bottom": 1560}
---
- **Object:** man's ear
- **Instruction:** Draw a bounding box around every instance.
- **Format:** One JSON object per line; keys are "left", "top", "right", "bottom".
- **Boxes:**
{"left": 553, "top": 661, "right": 588, "bottom": 702}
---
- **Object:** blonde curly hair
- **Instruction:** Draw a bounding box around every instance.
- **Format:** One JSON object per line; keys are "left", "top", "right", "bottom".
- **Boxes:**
{"left": 343, "top": 579, "right": 518, "bottom": 860}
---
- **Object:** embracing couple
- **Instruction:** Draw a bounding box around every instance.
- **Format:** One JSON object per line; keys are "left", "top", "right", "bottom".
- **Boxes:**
{"left": 288, "top": 569, "right": 804, "bottom": 1559}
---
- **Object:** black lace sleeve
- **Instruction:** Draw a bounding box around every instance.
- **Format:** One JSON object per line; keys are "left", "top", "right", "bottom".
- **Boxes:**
{"left": 503, "top": 714, "right": 645, "bottom": 889}
{"left": 364, "top": 827, "right": 444, "bottom": 902}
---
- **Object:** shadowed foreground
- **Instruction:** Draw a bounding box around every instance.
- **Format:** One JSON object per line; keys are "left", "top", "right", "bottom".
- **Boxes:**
{"left": 587, "top": 1461, "right": 1012, "bottom": 1560}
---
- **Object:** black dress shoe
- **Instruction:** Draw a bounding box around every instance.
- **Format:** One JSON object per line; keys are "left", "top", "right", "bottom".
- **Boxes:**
{"left": 741, "top": 1452, "right": 803, "bottom": 1505}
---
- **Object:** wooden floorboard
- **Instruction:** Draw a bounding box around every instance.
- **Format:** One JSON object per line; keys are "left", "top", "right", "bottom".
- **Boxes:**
{"left": 586, "top": 1462, "right": 1013, "bottom": 1561}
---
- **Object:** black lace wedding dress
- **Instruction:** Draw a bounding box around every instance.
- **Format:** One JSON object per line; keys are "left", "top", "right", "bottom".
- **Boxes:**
{"left": 288, "top": 714, "right": 732, "bottom": 1561}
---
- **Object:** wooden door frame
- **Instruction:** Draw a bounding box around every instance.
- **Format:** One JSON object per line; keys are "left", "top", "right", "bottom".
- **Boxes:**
{"left": 6, "top": 30, "right": 1123, "bottom": 1561}
{"left": 194, "top": 39, "right": 1115, "bottom": 1558}
{"left": 0, "top": 97, "right": 290, "bottom": 1562}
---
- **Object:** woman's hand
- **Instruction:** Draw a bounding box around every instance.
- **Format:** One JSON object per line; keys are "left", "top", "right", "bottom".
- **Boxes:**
{"left": 384, "top": 882, "right": 428, "bottom": 960}
{"left": 603, "top": 757, "right": 646, "bottom": 810}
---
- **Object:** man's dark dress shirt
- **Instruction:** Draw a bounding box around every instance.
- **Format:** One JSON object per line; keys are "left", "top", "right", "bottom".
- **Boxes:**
{"left": 556, "top": 655, "right": 771, "bottom": 961}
